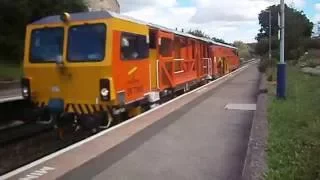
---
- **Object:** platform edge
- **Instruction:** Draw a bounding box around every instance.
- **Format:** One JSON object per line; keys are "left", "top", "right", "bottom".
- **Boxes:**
{"left": 241, "top": 72, "right": 268, "bottom": 180}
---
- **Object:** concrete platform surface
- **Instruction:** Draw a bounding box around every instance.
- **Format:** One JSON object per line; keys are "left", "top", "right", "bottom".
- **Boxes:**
{"left": 61, "top": 65, "right": 259, "bottom": 180}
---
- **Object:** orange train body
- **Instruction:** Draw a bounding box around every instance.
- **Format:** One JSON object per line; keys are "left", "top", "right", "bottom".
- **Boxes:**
{"left": 21, "top": 11, "right": 240, "bottom": 130}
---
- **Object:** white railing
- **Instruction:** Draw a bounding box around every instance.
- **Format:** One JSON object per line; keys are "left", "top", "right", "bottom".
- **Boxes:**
{"left": 202, "top": 58, "right": 212, "bottom": 75}
{"left": 173, "top": 58, "right": 185, "bottom": 74}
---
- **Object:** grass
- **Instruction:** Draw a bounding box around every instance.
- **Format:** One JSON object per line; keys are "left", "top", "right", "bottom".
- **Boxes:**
{"left": 0, "top": 63, "right": 22, "bottom": 81}
{"left": 267, "top": 66, "right": 320, "bottom": 180}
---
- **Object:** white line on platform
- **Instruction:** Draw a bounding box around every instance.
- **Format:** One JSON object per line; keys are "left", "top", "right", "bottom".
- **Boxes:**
{"left": 0, "top": 62, "right": 255, "bottom": 180}
{"left": 225, "top": 103, "right": 257, "bottom": 111}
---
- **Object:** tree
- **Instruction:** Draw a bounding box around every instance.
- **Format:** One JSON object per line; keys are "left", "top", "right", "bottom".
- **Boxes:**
{"left": 256, "top": 4, "right": 313, "bottom": 59}
{"left": 211, "top": 37, "right": 227, "bottom": 44}
{"left": 188, "top": 29, "right": 229, "bottom": 45}
{"left": 0, "top": 0, "right": 88, "bottom": 64}
{"left": 233, "top": 41, "right": 251, "bottom": 60}
{"left": 188, "top": 29, "right": 211, "bottom": 39}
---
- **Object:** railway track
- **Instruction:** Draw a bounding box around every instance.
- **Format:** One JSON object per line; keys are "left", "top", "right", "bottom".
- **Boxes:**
{"left": 0, "top": 88, "right": 179, "bottom": 175}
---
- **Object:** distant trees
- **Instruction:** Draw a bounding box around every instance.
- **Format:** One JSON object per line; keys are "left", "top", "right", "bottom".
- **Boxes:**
{"left": 188, "top": 29, "right": 254, "bottom": 59}
{"left": 255, "top": 4, "right": 313, "bottom": 60}
{"left": 188, "top": 29, "right": 210, "bottom": 39}
{"left": 233, "top": 41, "right": 254, "bottom": 60}
{"left": 187, "top": 29, "right": 229, "bottom": 44}
{"left": 0, "top": 0, "right": 88, "bottom": 64}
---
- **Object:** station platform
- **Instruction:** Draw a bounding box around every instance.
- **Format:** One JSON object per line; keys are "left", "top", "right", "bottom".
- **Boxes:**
{"left": 0, "top": 88, "right": 22, "bottom": 103}
{"left": 1, "top": 62, "right": 258, "bottom": 180}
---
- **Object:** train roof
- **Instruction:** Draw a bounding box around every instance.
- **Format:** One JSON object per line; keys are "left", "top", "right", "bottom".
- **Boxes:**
{"left": 148, "top": 23, "right": 237, "bottom": 50}
{"left": 31, "top": 11, "right": 237, "bottom": 50}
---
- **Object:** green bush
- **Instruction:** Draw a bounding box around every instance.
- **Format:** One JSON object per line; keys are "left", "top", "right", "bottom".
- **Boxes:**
{"left": 258, "top": 58, "right": 277, "bottom": 73}
{"left": 297, "top": 49, "right": 320, "bottom": 67}
{"left": 267, "top": 74, "right": 274, "bottom": 81}
{"left": 303, "top": 38, "right": 320, "bottom": 50}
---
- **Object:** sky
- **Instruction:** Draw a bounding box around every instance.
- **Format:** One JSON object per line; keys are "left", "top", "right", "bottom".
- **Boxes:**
{"left": 117, "top": 0, "right": 320, "bottom": 43}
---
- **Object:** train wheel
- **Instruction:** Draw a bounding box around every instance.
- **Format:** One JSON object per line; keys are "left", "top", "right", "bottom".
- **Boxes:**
{"left": 57, "top": 127, "right": 65, "bottom": 140}
{"left": 36, "top": 110, "right": 54, "bottom": 125}
{"left": 51, "top": 113, "right": 74, "bottom": 140}
{"left": 99, "top": 110, "right": 113, "bottom": 129}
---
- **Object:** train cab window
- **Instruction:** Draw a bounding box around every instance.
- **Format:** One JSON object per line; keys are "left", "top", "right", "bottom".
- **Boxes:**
{"left": 174, "top": 37, "right": 181, "bottom": 58}
{"left": 160, "top": 38, "right": 173, "bottom": 57}
{"left": 121, "top": 32, "right": 149, "bottom": 60}
{"left": 30, "top": 27, "right": 64, "bottom": 63}
{"left": 68, "top": 24, "right": 106, "bottom": 62}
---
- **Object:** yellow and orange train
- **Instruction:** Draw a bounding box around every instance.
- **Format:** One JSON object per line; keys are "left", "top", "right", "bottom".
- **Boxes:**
{"left": 21, "top": 11, "right": 240, "bottom": 131}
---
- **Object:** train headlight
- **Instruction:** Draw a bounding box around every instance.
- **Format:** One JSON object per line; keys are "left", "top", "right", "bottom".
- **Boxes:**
{"left": 100, "top": 88, "right": 109, "bottom": 97}
{"left": 100, "top": 79, "right": 110, "bottom": 101}
{"left": 23, "top": 87, "right": 29, "bottom": 95}
{"left": 21, "top": 78, "right": 31, "bottom": 99}
{"left": 60, "top": 12, "right": 71, "bottom": 23}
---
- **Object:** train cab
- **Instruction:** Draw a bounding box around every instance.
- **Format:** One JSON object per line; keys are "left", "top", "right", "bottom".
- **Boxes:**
{"left": 22, "top": 11, "right": 151, "bottom": 131}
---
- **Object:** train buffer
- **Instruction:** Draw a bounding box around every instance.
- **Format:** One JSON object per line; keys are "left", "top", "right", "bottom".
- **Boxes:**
{"left": 1, "top": 63, "right": 259, "bottom": 180}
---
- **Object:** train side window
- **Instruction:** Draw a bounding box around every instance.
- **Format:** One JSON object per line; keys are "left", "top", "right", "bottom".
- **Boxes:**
{"left": 160, "top": 38, "right": 173, "bottom": 57}
{"left": 203, "top": 45, "right": 208, "bottom": 57}
{"left": 191, "top": 41, "right": 195, "bottom": 59}
{"left": 174, "top": 37, "right": 181, "bottom": 58}
{"left": 121, "top": 32, "right": 149, "bottom": 60}
{"left": 149, "top": 31, "right": 157, "bottom": 49}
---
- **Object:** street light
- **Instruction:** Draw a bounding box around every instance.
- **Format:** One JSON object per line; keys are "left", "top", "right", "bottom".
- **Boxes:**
{"left": 277, "top": 0, "right": 286, "bottom": 98}
{"left": 266, "top": 10, "right": 272, "bottom": 62}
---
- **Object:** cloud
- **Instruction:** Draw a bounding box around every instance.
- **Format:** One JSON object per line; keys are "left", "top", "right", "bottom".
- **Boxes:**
{"left": 119, "top": 0, "right": 306, "bottom": 43}
{"left": 190, "top": 0, "right": 270, "bottom": 24}
{"left": 118, "top": 0, "right": 177, "bottom": 12}
{"left": 190, "top": 0, "right": 306, "bottom": 24}
{"left": 316, "top": 3, "right": 320, "bottom": 11}
{"left": 315, "top": 3, "right": 320, "bottom": 22}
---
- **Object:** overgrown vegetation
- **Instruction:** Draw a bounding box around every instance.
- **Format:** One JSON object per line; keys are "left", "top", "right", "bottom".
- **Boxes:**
{"left": 233, "top": 41, "right": 255, "bottom": 60}
{"left": 296, "top": 49, "right": 320, "bottom": 67}
{"left": 0, "top": 0, "right": 88, "bottom": 64}
{"left": 267, "top": 66, "right": 320, "bottom": 180}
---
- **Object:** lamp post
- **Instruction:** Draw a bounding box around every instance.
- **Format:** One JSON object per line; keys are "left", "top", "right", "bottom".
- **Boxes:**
{"left": 277, "top": 0, "right": 286, "bottom": 98}
{"left": 266, "top": 10, "right": 272, "bottom": 62}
